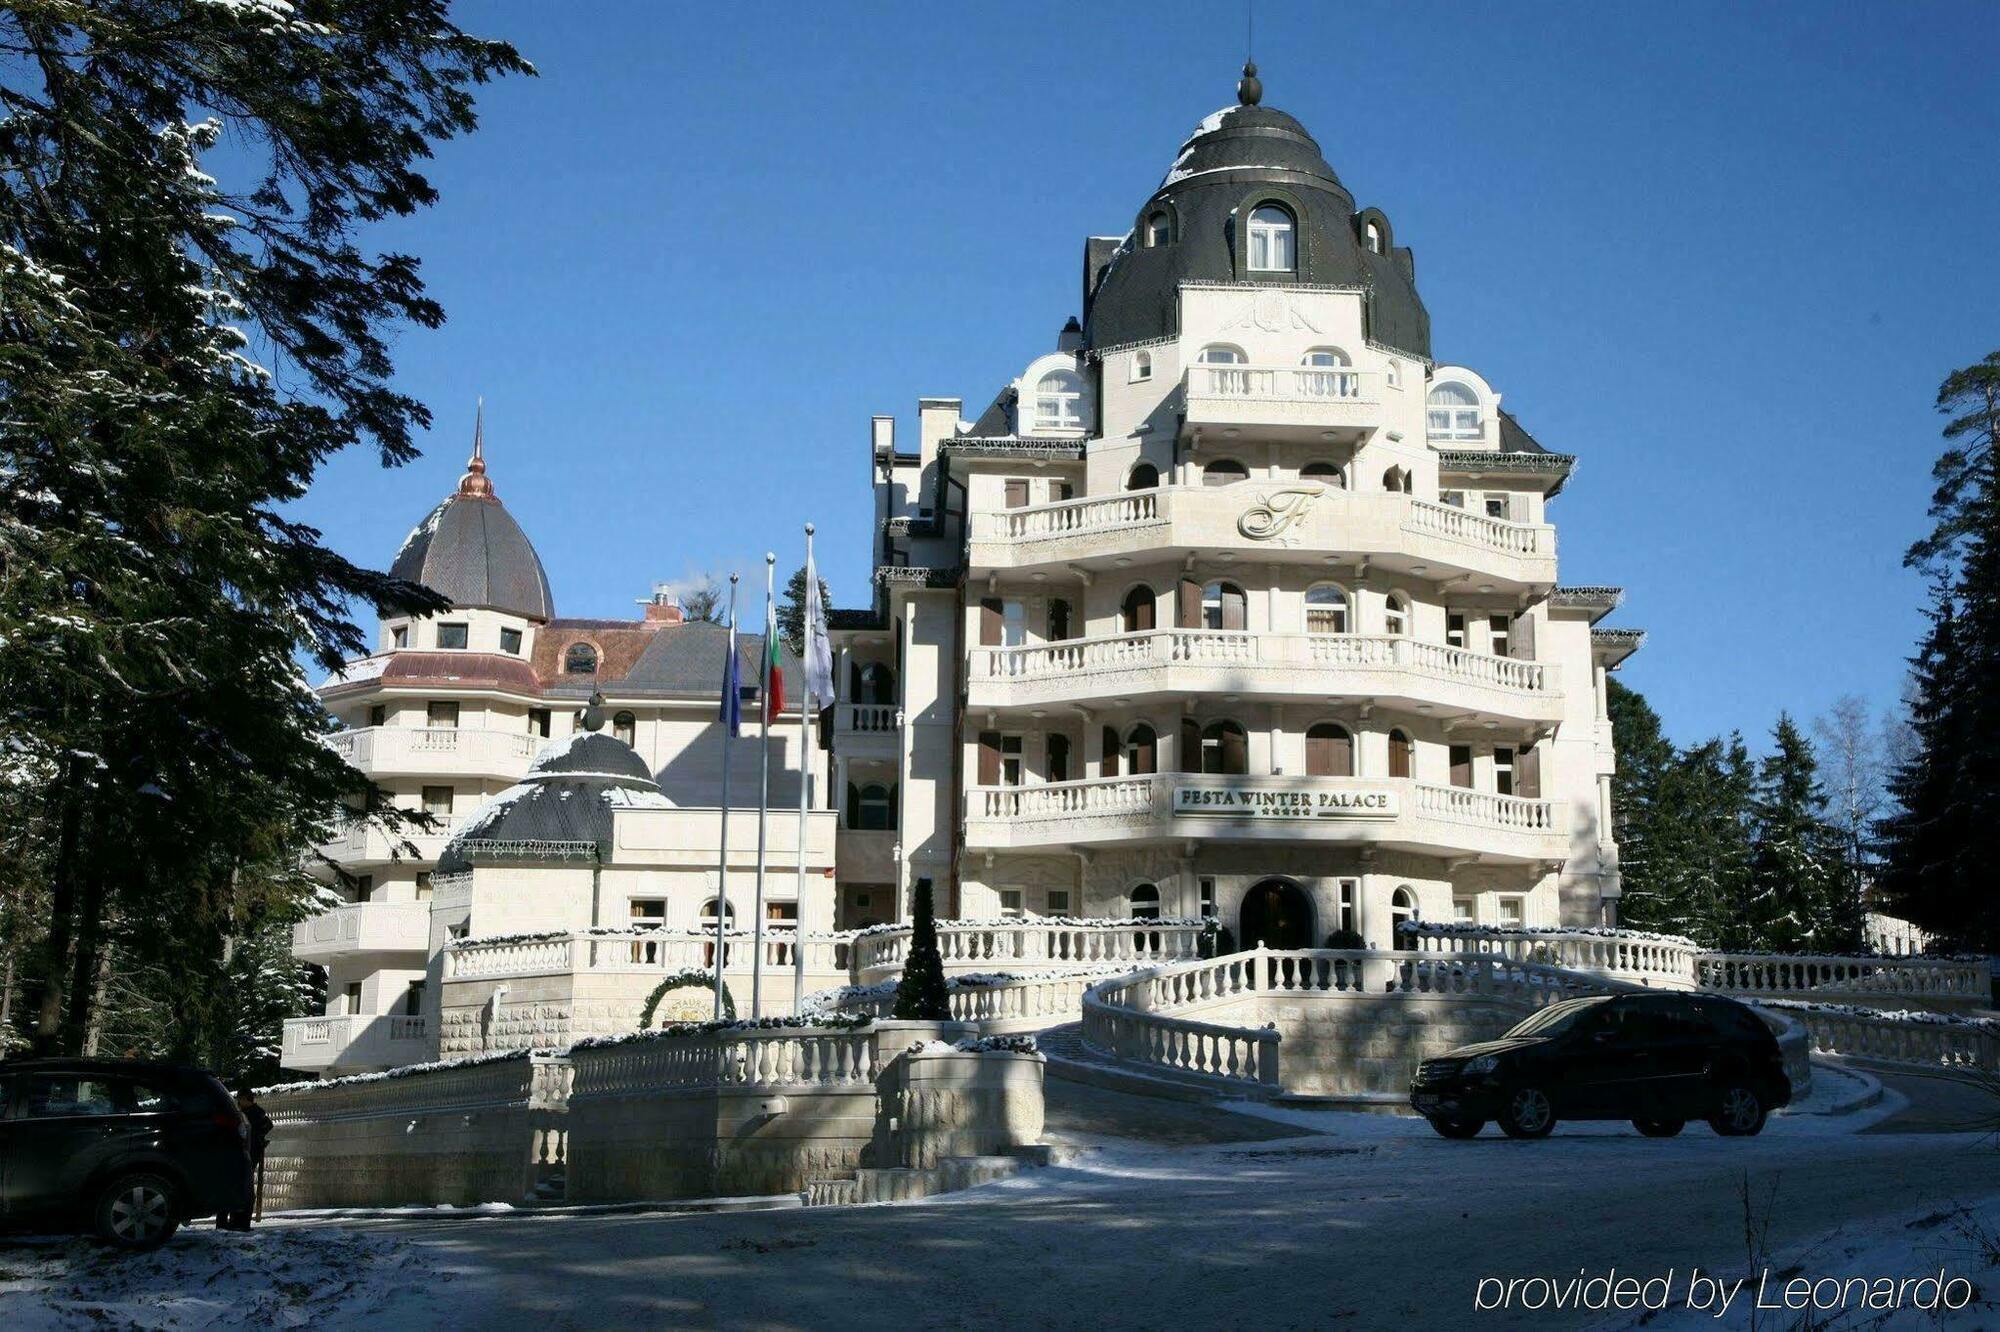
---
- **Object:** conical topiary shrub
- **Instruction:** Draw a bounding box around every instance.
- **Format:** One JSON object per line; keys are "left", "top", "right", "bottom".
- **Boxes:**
{"left": 893, "top": 877, "right": 951, "bottom": 1020}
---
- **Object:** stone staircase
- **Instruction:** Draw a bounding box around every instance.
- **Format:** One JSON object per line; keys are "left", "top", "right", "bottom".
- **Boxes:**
{"left": 1037, "top": 1022, "right": 1274, "bottom": 1103}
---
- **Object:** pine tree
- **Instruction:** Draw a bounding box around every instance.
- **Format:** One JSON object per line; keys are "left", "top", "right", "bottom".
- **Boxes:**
{"left": 0, "top": 4, "right": 528, "bottom": 1052}
{"left": 1604, "top": 678, "right": 1676, "bottom": 926}
{"left": 892, "top": 879, "right": 950, "bottom": 1021}
{"left": 1879, "top": 352, "right": 2000, "bottom": 951}
{"left": 777, "top": 565, "right": 832, "bottom": 656}
{"left": 1621, "top": 736, "right": 1756, "bottom": 947}
{"left": 1745, "top": 715, "right": 1854, "bottom": 953}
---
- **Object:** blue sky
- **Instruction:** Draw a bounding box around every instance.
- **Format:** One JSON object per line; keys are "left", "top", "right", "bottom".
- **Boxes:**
{"left": 292, "top": 2, "right": 1999, "bottom": 749}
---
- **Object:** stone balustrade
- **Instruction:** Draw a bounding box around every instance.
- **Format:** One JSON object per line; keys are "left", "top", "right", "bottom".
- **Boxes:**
{"left": 443, "top": 928, "right": 855, "bottom": 984}
{"left": 831, "top": 972, "right": 1113, "bottom": 1033}
{"left": 1762, "top": 1002, "right": 1999, "bottom": 1077}
{"left": 851, "top": 919, "right": 1206, "bottom": 984}
{"left": 1405, "top": 925, "right": 1701, "bottom": 989}
{"left": 1404, "top": 498, "right": 1547, "bottom": 556}
{"left": 569, "top": 1026, "right": 881, "bottom": 1097}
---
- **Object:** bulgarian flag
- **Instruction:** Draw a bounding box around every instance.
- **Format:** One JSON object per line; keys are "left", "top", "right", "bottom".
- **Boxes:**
{"left": 763, "top": 598, "right": 786, "bottom": 721}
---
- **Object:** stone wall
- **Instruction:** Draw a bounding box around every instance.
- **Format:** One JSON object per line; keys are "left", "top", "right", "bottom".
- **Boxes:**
{"left": 1193, "top": 990, "right": 1518, "bottom": 1098}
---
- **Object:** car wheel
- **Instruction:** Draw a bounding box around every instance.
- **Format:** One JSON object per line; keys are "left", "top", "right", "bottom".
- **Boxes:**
{"left": 93, "top": 1172, "right": 180, "bottom": 1250}
{"left": 1427, "top": 1116, "right": 1485, "bottom": 1139}
{"left": 1633, "top": 1117, "right": 1685, "bottom": 1137}
{"left": 1709, "top": 1085, "right": 1767, "bottom": 1137}
{"left": 1498, "top": 1086, "right": 1556, "bottom": 1139}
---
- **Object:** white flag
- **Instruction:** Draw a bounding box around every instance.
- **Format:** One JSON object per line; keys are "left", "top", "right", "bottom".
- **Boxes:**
{"left": 803, "top": 547, "right": 835, "bottom": 704}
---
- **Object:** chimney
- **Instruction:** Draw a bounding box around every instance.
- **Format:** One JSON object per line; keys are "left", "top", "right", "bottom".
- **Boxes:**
{"left": 641, "top": 584, "right": 686, "bottom": 624}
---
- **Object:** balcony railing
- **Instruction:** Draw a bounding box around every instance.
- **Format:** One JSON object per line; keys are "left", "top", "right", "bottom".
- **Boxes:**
{"left": 836, "top": 704, "right": 897, "bottom": 733}
{"left": 280, "top": 1012, "right": 434, "bottom": 1072}
{"left": 1189, "top": 361, "right": 1378, "bottom": 404}
{"left": 1405, "top": 499, "right": 1546, "bottom": 557}
{"left": 964, "top": 774, "right": 1562, "bottom": 858}
{"left": 315, "top": 816, "right": 463, "bottom": 867}
{"left": 969, "top": 630, "right": 1556, "bottom": 709}
{"left": 291, "top": 901, "right": 431, "bottom": 961}
{"left": 327, "top": 726, "right": 541, "bottom": 779}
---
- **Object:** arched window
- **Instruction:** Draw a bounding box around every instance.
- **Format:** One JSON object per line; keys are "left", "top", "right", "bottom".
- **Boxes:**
{"left": 1391, "top": 886, "right": 1419, "bottom": 942}
{"left": 1121, "top": 585, "right": 1156, "bottom": 633}
{"left": 1301, "top": 461, "right": 1345, "bottom": 487}
{"left": 1388, "top": 728, "right": 1414, "bottom": 780}
{"left": 855, "top": 783, "right": 894, "bottom": 830}
{"left": 699, "top": 897, "right": 737, "bottom": 965}
{"left": 1047, "top": 598, "right": 1072, "bottom": 642}
{"left": 1201, "top": 580, "right": 1247, "bottom": 631}
{"left": 1145, "top": 211, "right": 1171, "bottom": 247}
{"left": 1202, "top": 459, "right": 1249, "bottom": 487}
{"left": 1305, "top": 583, "right": 1350, "bottom": 635}
{"left": 857, "top": 662, "right": 896, "bottom": 705}
{"left": 1198, "top": 345, "right": 1246, "bottom": 365}
{"left": 1426, "top": 382, "right": 1483, "bottom": 440}
{"left": 564, "top": 643, "right": 598, "bottom": 676}
{"left": 1129, "top": 883, "right": 1161, "bottom": 920}
{"left": 1034, "top": 370, "right": 1085, "bottom": 432}
{"left": 1306, "top": 722, "right": 1354, "bottom": 777}
{"left": 1126, "top": 461, "right": 1159, "bottom": 491}
{"left": 1382, "top": 465, "right": 1411, "bottom": 494}
{"left": 1385, "top": 360, "right": 1402, "bottom": 389}
{"left": 1300, "top": 348, "right": 1356, "bottom": 399}
{"left": 1197, "top": 345, "right": 1250, "bottom": 396}
{"left": 1363, "top": 220, "right": 1385, "bottom": 255}
{"left": 1384, "top": 592, "right": 1410, "bottom": 637}
{"left": 612, "top": 710, "right": 636, "bottom": 747}
{"left": 1247, "top": 204, "right": 1296, "bottom": 271}
{"left": 1200, "top": 719, "right": 1249, "bottom": 775}
{"left": 1124, "top": 724, "right": 1158, "bottom": 776}
{"left": 1132, "top": 350, "right": 1153, "bottom": 382}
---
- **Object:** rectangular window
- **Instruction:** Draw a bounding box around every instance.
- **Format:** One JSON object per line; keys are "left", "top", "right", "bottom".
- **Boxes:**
{"left": 1489, "top": 614, "right": 1511, "bottom": 658}
{"left": 391, "top": 625, "right": 409, "bottom": 649}
{"left": 1199, "top": 876, "right": 1217, "bottom": 919}
{"left": 427, "top": 701, "right": 459, "bottom": 728}
{"left": 999, "top": 735, "right": 1024, "bottom": 787}
{"left": 1336, "top": 880, "right": 1358, "bottom": 936}
{"left": 1445, "top": 613, "right": 1467, "bottom": 650}
{"left": 1495, "top": 746, "right": 1516, "bottom": 797}
{"left": 1003, "top": 479, "right": 1030, "bottom": 509}
{"left": 344, "top": 981, "right": 364, "bottom": 1015}
{"left": 1047, "top": 733, "right": 1072, "bottom": 783}
{"left": 422, "top": 785, "right": 453, "bottom": 817}
{"left": 1498, "top": 897, "right": 1525, "bottom": 927}
{"left": 1051, "top": 480, "right": 1075, "bottom": 503}
{"left": 403, "top": 981, "right": 426, "bottom": 1017}
{"left": 1001, "top": 601, "right": 1026, "bottom": 648}
{"left": 630, "top": 898, "right": 667, "bottom": 963}
{"left": 1452, "top": 896, "right": 1475, "bottom": 924}
{"left": 528, "top": 708, "right": 551, "bottom": 738}
{"left": 436, "top": 622, "right": 468, "bottom": 650}
{"left": 368, "top": 704, "right": 387, "bottom": 728}
{"left": 500, "top": 627, "right": 523, "bottom": 655}
{"left": 1439, "top": 490, "right": 1466, "bottom": 510}
{"left": 1046, "top": 890, "right": 1071, "bottom": 914}
{"left": 353, "top": 873, "right": 374, "bottom": 904}
{"left": 415, "top": 872, "right": 433, "bottom": 902}
{"left": 1484, "top": 493, "right": 1511, "bottom": 521}
{"left": 1449, "top": 745, "right": 1473, "bottom": 789}
{"left": 998, "top": 889, "right": 1023, "bottom": 918}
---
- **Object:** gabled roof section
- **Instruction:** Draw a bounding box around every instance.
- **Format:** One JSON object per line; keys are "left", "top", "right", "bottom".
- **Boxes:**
{"left": 1548, "top": 586, "right": 1625, "bottom": 623}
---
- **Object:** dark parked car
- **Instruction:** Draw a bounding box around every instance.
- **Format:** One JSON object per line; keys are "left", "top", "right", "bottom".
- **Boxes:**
{"left": 1410, "top": 992, "right": 1791, "bottom": 1140}
{"left": 0, "top": 1058, "right": 252, "bottom": 1248}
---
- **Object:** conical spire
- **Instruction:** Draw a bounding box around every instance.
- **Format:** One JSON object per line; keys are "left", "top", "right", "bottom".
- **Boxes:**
{"left": 456, "top": 397, "right": 496, "bottom": 499}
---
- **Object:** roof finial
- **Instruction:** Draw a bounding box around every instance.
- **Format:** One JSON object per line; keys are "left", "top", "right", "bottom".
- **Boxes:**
{"left": 1237, "top": 60, "right": 1262, "bottom": 107}
{"left": 457, "top": 397, "right": 496, "bottom": 499}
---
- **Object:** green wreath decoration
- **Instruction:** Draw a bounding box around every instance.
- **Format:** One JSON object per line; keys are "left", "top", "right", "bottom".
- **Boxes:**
{"left": 640, "top": 969, "right": 734, "bottom": 1029}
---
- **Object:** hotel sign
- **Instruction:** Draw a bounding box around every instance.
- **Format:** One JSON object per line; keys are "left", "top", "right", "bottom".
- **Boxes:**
{"left": 1173, "top": 785, "right": 1400, "bottom": 820}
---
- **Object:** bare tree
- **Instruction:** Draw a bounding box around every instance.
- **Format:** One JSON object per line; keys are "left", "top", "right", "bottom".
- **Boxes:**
{"left": 1813, "top": 694, "right": 1886, "bottom": 867}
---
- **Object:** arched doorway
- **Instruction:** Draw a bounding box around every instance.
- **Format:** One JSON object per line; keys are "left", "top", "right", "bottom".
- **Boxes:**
{"left": 1239, "top": 879, "right": 1315, "bottom": 951}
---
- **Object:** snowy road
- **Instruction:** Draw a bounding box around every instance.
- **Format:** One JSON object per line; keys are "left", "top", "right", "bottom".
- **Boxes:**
{"left": 8, "top": 1078, "right": 1995, "bottom": 1330}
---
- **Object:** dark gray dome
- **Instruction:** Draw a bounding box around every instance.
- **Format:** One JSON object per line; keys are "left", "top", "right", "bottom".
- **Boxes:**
{"left": 437, "top": 731, "right": 664, "bottom": 874}
{"left": 390, "top": 418, "right": 554, "bottom": 622}
{"left": 1083, "top": 86, "right": 1431, "bottom": 360}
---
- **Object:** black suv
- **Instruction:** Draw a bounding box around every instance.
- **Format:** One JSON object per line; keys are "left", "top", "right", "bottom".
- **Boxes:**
{"left": 0, "top": 1058, "right": 252, "bottom": 1248}
{"left": 1410, "top": 992, "right": 1792, "bottom": 1140}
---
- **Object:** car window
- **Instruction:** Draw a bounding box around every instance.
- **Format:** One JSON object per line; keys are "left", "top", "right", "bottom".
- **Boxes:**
{"left": 22, "top": 1075, "right": 134, "bottom": 1118}
{"left": 1506, "top": 996, "right": 1610, "bottom": 1038}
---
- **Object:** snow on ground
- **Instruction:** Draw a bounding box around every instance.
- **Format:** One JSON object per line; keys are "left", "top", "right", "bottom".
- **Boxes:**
{"left": 0, "top": 1225, "right": 472, "bottom": 1330}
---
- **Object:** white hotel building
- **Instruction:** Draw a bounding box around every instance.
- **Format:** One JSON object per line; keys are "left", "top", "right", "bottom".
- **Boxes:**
{"left": 284, "top": 69, "right": 1642, "bottom": 1074}
{"left": 828, "top": 67, "right": 1641, "bottom": 951}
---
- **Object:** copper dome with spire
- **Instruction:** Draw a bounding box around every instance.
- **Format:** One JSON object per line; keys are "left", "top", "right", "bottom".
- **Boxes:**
{"left": 389, "top": 405, "right": 555, "bottom": 622}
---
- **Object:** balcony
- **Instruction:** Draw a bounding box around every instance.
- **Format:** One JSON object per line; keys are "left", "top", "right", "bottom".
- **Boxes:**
{"left": 967, "top": 630, "right": 1561, "bottom": 726}
{"left": 966, "top": 487, "right": 1555, "bottom": 587}
{"left": 964, "top": 774, "right": 1569, "bottom": 864}
{"left": 280, "top": 1013, "right": 433, "bottom": 1074}
{"left": 836, "top": 827, "right": 898, "bottom": 882}
{"left": 315, "top": 817, "right": 463, "bottom": 868}
{"left": 1182, "top": 362, "right": 1384, "bottom": 441}
{"left": 829, "top": 702, "right": 898, "bottom": 762}
{"left": 291, "top": 901, "right": 432, "bottom": 964}
{"left": 328, "top": 726, "right": 541, "bottom": 782}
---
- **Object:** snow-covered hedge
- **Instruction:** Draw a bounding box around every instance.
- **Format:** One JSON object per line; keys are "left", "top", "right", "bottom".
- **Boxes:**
{"left": 258, "top": 1047, "right": 547, "bottom": 1098}
{"left": 1752, "top": 999, "right": 2000, "bottom": 1031}
{"left": 905, "top": 1034, "right": 1039, "bottom": 1055}
{"left": 1397, "top": 921, "right": 1701, "bottom": 949}
{"left": 851, "top": 915, "right": 1211, "bottom": 940}
{"left": 568, "top": 1012, "right": 873, "bottom": 1052}
{"left": 450, "top": 923, "right": 868, "bottom": 949}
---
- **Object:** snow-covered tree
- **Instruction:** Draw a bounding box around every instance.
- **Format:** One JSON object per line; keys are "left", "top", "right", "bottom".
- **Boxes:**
{"left": 1744, "top": 715, "right": 1855, "bottom": 953}
{"left": 892, "top": 879, "right": 950, "bottom": 1021}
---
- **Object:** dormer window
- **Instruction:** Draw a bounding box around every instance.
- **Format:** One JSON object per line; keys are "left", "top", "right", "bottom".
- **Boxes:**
{"left": 1145, "top": 211, "right": 1171, "bottom": 247}
{"left": 1364, "top": 220, "right": 1385, "bottom": 254}
{"left": 1427, "top": 382, "right": 1483, "bottom": 440}
{"left": 564, "top": 642, "right": 598, "bottom": 675}
{"left": 1247, "top": 205, "right": 1295, "bottom": 272}
{"left": 1033, "top": 370, "right": 1084, "bottom": 432}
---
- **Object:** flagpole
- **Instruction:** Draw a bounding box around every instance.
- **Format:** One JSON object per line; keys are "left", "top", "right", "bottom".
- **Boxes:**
{"left": 714, "top": 574, "right": 739, "bottom": 1021}
{"left": 794, "top": 524, "right": 816, "bottom": 1015}
{"left": 751, "top": 553, "right": 776, "bottom": 1019}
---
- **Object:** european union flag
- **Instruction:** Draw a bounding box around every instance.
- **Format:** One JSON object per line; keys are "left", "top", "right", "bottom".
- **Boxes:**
{"left": 720, "top": 626, "right": 742, "bottom": 737}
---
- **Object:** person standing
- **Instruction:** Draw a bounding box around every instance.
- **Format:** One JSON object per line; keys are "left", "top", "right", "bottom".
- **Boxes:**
{"left": 221, "top": 1087, "right": 273, "bottom": 1230}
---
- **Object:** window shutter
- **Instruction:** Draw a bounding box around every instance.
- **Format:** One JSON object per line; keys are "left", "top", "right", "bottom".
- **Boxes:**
{"left": 1510, "top": 613, "right": 1537, "bottom": 661}
{"left": 1177, "top": 578, "right": 1203, "bottom": 629}
{"left": 980, "top": 597, "right": 1002, "bottom": 647}
{"left": 1133, "top": 728, "right": 1156, "bottom": 776}
{"left": 1004, "top": 479, "right": 1029, "bottom": 509}
{"left": 1389, "top": 735, "right": 1412, "bottom": 780}
{"left": 1306, "top": 727, "right": 1330, "bottom": 776}
{"left": 1179, "top": 717, "right": 1201, "bottom": 774}
{"left": 1222, "top": 586, "right": 1247, "bottom": 631}
{"left": 1518, "top": 744, "right": 1542, "bottom": 799}
{"left": 1330, "top": 728, "right": 1353, "bottom": 777}
{"left": 1450, "top": 745, "right": 1473, "bottom": 789}
{"left": 1222, "top": 725, "right": 1248, "bottom": 775}
{"left": 1101, "top": 726, "right": 1121, "bottom": 778}
{"left": 1129, "top": 590, "right": 1156, "bottom": 632}
{"left": 977, "top": 732, "right": 1002, "bottom": 786}
{"left": 845, "top": 783, "right": 860, "bottom": 829}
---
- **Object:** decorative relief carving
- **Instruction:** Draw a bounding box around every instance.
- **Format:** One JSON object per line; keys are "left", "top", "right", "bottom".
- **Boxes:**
{"left": 1238, "top": 486, "right": 1325, "bottom": 543}
{"left": 1219, "top": 290, "right": 1325, "bottom": 335}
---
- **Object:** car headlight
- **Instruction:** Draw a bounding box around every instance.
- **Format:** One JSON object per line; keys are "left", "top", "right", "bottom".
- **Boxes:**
{"left": 1464, "top": 1055, "right": 1500, "bottom": 1077}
